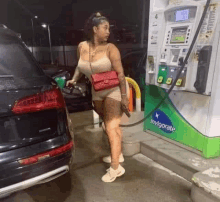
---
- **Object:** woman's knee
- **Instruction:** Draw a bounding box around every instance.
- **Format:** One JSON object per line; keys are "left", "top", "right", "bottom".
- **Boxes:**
{"left": 105, "top": 121, "right": 121, "bottom": 136}
{"left": 105, "top": 124, "right": 115, "bottom": 133}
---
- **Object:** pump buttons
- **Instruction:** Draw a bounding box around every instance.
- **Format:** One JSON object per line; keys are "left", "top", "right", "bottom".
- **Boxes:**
{"left": 166, "top": 78, "right": 173, "bottom": 85}
{"left": 157, "top": 76, "right": 163, "bottom": 83}
{"left": 176, "top": 79, "right": 183, "bottom": 86}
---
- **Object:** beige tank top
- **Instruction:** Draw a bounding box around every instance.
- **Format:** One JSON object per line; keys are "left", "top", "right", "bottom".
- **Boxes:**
{"left": 77, "top": 42, "right": 112, "bottom": 82}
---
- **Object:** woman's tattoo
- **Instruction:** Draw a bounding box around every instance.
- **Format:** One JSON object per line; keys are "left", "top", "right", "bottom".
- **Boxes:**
{"left": 118, "top": 74, "right": 125, "bottom": 81}
{"left": 112, "top": 58, "right": 121, "bottom": 62}
{"left": 95, "top": 50, "right": 104, "bottom": 54}
{"left": 118, "top": 74, "right": 126, "bottom": 94}
{"left": 81, "top": 49, "right": 88, "bottom": 55}
{"left": 119, "top": 79, "right": 126, "bottom": 87}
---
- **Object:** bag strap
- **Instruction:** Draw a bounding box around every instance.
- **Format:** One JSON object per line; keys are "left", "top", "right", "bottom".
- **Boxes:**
{"left": 89, "top": 43, "right": 94, "bottom": 74}
{"left": 105, "top": 43, "right": 110, "bottom": 53}
{"left": 89, "top": 43, "right": 110, "bottom": 74}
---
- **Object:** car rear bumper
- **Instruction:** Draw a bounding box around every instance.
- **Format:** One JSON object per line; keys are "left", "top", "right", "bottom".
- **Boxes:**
{"left": 0, "top": 165, "right": 69, "bottom": 199}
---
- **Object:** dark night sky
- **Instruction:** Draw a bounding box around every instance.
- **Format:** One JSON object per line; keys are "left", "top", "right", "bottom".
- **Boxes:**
{"left": 1, "top": 0, "right": 146, "bottom": 32}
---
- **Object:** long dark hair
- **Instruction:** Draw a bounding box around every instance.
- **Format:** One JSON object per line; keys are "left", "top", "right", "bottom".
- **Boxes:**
{"left": 84, "top": 12, "right": 109, "bottom": 41}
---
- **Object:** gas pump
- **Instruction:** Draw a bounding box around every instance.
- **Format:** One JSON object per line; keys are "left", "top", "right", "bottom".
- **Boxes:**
{"left": 144, "top": 0, "right": 220, "bottom": 158}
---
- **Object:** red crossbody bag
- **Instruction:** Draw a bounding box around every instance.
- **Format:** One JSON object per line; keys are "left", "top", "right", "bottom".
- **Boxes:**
{"left": 89, "top": 44, "right": 120, "bottom": 91}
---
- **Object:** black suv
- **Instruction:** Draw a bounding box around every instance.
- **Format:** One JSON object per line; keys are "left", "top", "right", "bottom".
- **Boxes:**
{"left": 0, "top": 25, "right": 74, "bottom": 198}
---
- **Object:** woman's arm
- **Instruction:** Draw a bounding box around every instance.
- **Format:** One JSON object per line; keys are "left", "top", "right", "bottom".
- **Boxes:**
{"left": 67, "top": 42, "right": 84, "bottom": 85}
{"left": 108, "top": 43, "right": 127, "bottom": 97}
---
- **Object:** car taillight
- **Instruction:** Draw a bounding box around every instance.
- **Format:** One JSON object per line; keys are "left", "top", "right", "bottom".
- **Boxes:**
{"left": 12, "top": 87, "right": 65, "bottom": 114}
{"left": 18, "top": 141, "right": 74, "bottom": 165}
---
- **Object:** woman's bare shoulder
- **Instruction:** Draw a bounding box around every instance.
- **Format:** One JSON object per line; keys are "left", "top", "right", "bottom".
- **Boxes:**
{"left": 107, "top": 43, "right": 121, "bottom": 58}
{"left": 108, "top": 43, "right": 120, "bottom": 54}
{"left": 108, "top": 43, "right": 118, "bottom": 50}
{"left": 78, "top": 41, "right": 87, "bottom": 49}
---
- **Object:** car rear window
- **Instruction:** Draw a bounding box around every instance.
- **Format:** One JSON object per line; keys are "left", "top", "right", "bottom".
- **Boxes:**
{"left": 0, "top": 35, "right": 43, "bottom": 78}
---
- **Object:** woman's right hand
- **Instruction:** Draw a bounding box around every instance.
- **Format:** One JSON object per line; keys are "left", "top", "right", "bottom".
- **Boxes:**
{"left": 66, "top": 79, "right": 76, "bottom": 87}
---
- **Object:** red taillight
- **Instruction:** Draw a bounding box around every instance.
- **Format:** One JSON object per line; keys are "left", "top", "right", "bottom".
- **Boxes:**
{"left": 19, "top": 141, "right": 74, "bottom": 165}
{"left": 12, "top": 87, "right": 65, "bottom": 114}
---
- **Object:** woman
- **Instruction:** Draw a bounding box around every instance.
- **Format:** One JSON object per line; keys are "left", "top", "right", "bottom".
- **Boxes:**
{"left": 66, "top": 12, "right": 130, "bottom": 183}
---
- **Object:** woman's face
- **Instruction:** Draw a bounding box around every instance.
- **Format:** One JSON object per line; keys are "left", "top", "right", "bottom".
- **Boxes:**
{"left": 93, "top": 21, "right": 110, "bottom": 42}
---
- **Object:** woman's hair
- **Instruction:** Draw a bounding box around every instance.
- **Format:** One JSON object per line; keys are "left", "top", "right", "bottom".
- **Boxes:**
{"left": 84, "top": 12, "right": 109, "bottom": 41}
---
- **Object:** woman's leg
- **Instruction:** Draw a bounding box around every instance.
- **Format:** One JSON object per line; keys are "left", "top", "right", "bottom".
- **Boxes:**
{"left": 93, "top": 99, "right": 123, "bottom": 165}
{"left": 103, "top": 97, "right": 123, "bottom": 170}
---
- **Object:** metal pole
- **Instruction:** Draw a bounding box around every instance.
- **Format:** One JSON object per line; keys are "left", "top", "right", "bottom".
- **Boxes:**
{"left": 63, "top": 41, "right": 66, "bottom": 66}
{"left": 47, "top": 25, "right": 54, "bottom": 64}
{"left": 31, "top": 18, "right": 34, "bottom": 54}
{"left": 141, "top": 0, "right": 146, "bottom": 48}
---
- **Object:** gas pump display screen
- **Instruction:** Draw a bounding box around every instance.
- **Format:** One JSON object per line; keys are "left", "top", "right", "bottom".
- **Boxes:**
{"left": 170, "top": 27, "right": 187, "bottom": 43}
{"left": 175, "top": 9, "right": 189, "bottom": 22}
